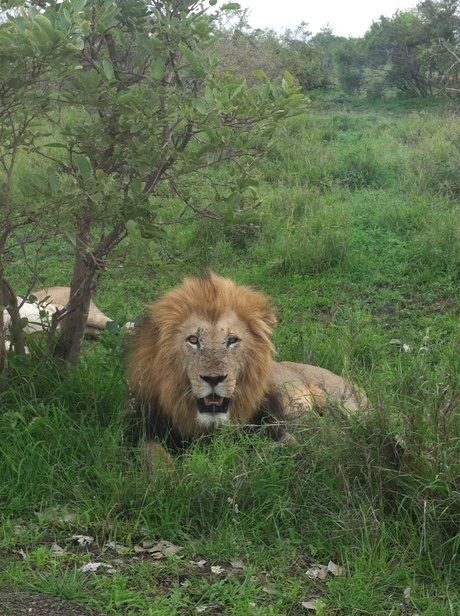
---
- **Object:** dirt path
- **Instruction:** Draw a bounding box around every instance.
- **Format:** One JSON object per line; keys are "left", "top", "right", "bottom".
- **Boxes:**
{"left": 0, "top": 590, "right": 98, "bottom": 616}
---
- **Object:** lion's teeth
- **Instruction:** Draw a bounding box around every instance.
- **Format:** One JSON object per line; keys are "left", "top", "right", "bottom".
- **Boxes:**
{"left": 204, "top": 395, "right": 224, "bottom": 406}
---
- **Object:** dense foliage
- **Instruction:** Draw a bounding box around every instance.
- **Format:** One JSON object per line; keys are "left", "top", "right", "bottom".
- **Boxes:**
{"left": 0, "top": 0, "right": 303, "bottom": 365}
{"left": 217, "top": 0, "right": 460, "bottom": 99}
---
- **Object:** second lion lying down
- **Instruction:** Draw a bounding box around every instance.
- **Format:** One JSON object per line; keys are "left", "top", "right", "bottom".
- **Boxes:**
{"left": 127, "top": 273, "right": 366, "bottom": 456}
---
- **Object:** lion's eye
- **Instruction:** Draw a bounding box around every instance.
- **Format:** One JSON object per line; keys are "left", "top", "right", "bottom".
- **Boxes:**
{"left": 187, "top": 335, "right": 199, "bottom": 347}
{"left": 227, "top": 336, "right": 240, "bottom": 347}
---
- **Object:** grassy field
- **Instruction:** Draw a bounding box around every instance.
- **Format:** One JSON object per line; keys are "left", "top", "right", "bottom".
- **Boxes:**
{"left": 2, "top": 97, "right": 460, "bottom": 615}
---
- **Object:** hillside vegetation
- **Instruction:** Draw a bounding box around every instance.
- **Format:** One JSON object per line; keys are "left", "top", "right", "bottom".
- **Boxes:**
{"left": 1, "top": 97, "right": 460, "bottom": 614}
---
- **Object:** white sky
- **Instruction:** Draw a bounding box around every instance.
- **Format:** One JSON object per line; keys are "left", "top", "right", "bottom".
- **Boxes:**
{"left": 234, "top": 0, "right": 421, "bottom": 38}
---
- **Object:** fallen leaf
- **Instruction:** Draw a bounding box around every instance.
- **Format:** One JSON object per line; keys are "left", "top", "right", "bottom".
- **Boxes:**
{"left": 105, "top": 541, "right": 130, "bottom": 555}
{"left": 306, "top": 566, "right": 328, "bottom": 580}
{"left": 80, "top": 562, "right": 117, "bottom": 574}
{"left": 211, "top": 565, "right": 225, "bottom": 575}
{"left": 404, "top": 587, "right": 411, "bottom": 599}
{"left": 262, "top": 586, "right": 277, "bottom": 595}
{"left": 80, "top": 562, "right": 104, "bottom": 573}
{"left": 51, "top": 543, "right": 64, "bottom": 555}
{"left": 301, "top": 600, "right": 318, "bottom": 610}
{"left": 72, "top": 535, "right": 94, "bottom": 547}
{"left": 143, "top": 540, "right": 183, "bottom": 559}
{"left": 230, "top": 559, "right": 244, "bottom": 569}
{"left": 327, "top": 561, "right": 345, "bottom": 577}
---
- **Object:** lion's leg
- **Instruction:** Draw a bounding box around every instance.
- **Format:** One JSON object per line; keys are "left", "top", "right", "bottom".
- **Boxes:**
{"left": 278, "top": 430, "right": 299, "bottom": 447}
{"left": 261, "top": 422, "right": 299, "bottom": 447}
{"left": 143, "top": 441, "right": 174, "bottom": 474}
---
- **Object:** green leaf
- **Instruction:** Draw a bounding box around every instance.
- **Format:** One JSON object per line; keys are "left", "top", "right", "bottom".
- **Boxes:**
{"left": 178, "top": 42, "right": 204, "bottom": 75}
{"left": 87, "top": 68, "right": 100, "bottom": 91}
{"left": 74, "top": 155, "right": 92, "bottom": 182}
{"left": 126, "top": 219, "right": 140, "bottom": 237}
{"left": 221, "top": 3, "right": 241, "bottom": 9}
{"left": 105, "top": 321, "right": 119, "bottom": 334}
{"left": 224, "top": 192, "right": 243, "bottom": 210}
{"left": 252, "top": 70, "right": 269, "bottom": 83}
{"left": 74, "top": 68, "right": 100, "bottom": 91}
{"left": 151, "top": 58, "right": 164, "bottom": 81}
{"left": 194, "top": 100, "right": 208, "bottom": 114}
{"left": 72, "top": 0, "right": 88, "bottom": 13}
{"left": 102, "top": 59, "right": 114, "bottom": 80}
{"left": 49, "top": 171, "right": 60, "bottom": 193}
{"left": 117, "top": 91, "right": 135, "bottom": 105}
{"left": 0, "top": 32, "right": 14, "bottom": 46}
{"left": 66, "top": 40, "right": 84, "bottom": 51}
{"left": 204, "top": 86, "right": 214, "bottom": 105}
{"left": 29, "top": 173, "right": 49, "bottom": 192}
{"left": 34, "top": 14, "right": 57, "bottom": 42}
{"left": 283, "top": 71, "right": 294, "bottom": 88}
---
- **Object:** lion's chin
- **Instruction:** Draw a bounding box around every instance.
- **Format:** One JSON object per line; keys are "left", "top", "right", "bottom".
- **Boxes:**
{"left": 195, "top": 411, "right": 230, "bottom": 429}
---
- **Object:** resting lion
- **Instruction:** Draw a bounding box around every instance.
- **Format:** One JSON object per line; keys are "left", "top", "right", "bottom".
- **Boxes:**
{"left": 127, "top": 273, "right": 366, "bottom": 461}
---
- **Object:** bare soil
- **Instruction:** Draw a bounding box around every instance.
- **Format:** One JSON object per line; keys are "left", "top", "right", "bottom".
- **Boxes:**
{"left": 0, "top": 590, "right": 98, "bottom": 616}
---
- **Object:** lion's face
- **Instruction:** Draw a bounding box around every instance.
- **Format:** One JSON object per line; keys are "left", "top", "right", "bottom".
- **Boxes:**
{"left": 178, "top": 310, "right": 254, "bottom": 429}
{"left": 127, "top": 273, "right": 277, "bottom": 438}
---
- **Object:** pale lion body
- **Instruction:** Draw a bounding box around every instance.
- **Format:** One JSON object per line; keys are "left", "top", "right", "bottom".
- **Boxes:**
{"left": 3, "top": 287, "right": 113, "bottom": 336}
{"left": 274, "top": 361, "right": 366, "bottom": 417}
{"left": 32, "top": 287, "right": 112, "bottom": 334}
{"left": 127, "top": 273, "right": 366, "bottom": 457}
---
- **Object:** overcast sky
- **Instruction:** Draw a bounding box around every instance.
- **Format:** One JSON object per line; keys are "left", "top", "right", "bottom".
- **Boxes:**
{"left": 233, "top": 0, "right": 421, "bottom": 38}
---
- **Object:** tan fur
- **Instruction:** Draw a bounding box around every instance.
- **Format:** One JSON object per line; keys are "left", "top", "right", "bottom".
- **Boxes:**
{"left": 32, "top": 287, "right": 112, "bottom": 333}
{"left": 127, "top": 273, "right": 278, "bottom": 440}
{"left": 127, "top": 273, "right": 366, "bottom": 453}
{"left": 273, "top": 360, "right": 367, "bottom": 416}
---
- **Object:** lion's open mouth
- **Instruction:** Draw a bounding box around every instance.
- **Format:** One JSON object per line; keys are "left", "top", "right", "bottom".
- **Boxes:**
{"left": 197, "top": 395, "right": 230, "bottom": 414}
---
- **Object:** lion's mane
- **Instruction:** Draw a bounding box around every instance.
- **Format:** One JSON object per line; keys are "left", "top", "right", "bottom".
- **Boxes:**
{"left": 127, "top": 273, "right": 284, "bottom": 451}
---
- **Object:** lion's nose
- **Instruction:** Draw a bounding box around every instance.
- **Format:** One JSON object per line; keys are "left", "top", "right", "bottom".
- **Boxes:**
{"left": 200, "top": 374, "right": 227, "bottom": 387}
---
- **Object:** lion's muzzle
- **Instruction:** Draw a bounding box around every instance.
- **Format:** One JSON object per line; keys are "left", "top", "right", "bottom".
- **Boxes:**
{"left": 197, "top": 374, "right": 230, "bottom": 413}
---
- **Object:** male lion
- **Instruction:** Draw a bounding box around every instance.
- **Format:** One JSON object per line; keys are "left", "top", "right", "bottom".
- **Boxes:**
{"left": 127, "top": 273, "right": 366, "bottom": 461}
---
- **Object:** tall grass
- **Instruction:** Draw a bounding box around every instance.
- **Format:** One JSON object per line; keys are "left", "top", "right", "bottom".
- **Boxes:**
{"left": 2, "top": 100, "right": 460, "bottom": 613}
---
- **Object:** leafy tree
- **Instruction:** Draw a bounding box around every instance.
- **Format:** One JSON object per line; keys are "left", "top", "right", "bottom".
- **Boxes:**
{"left": 334, "top": 38, "right": 366, "bottom": 94}
{"left": 417, "top": 0, "right": 460, "bottom": 96}
{"left": 0, "top": 2, "right": 82, "bottom": 372}
{"left": 212, "top": 8, "right": 285, "bottom": 84}
{"left": 363, "top": 1, "right": 460, "bottom": 97}
{"left": 364, "top": 11, "right": 432, "bottom": 97}
{"left": 279, "top": 25, "right": 338, "bottom": 91}
{"left": 0, "top": 0, "right": 304, "bottom": 366}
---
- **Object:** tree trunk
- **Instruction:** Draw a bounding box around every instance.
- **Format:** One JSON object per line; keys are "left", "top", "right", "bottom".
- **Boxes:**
{"left": 55, "top": 217, "right": 95, "bottom": 366}
{"left": 55, "top": 215, "right": 126, "bottom": 366}
{"left": 0, "top": 276, "right": 27, "bottom": 376}
{"left": 0, "top": 271, "right": 7, "bottom": 377}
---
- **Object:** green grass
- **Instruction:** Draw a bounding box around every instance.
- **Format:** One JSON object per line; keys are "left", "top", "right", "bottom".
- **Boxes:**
{"left": 2, "top": 99, "right": 460, "bottom": 614}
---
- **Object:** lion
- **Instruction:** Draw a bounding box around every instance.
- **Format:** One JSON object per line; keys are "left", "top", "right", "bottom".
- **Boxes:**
{"left": 127, "top": 273, "right": 366, "bottom": 463}
{"left": 3, "top": 287, "right": 114, "bottom": 336}
{"left": 31, "top": 287, "right": 114, "bottom": 335}
{"left": 4, "top": 287, "right": 134, "bottom": 352}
